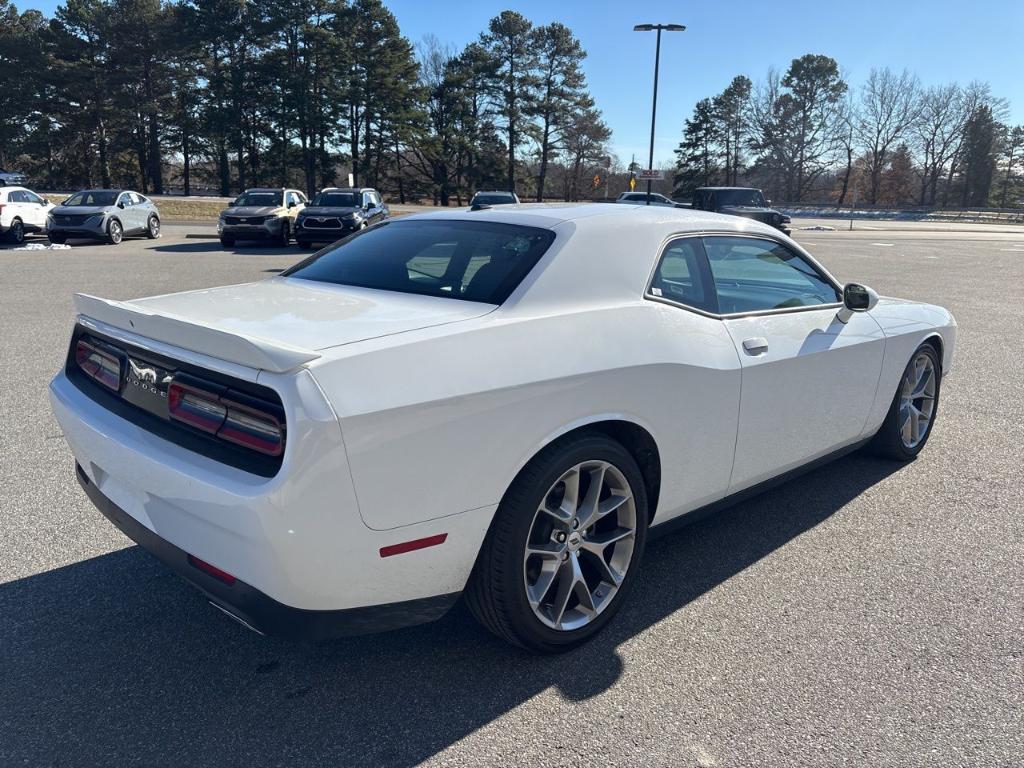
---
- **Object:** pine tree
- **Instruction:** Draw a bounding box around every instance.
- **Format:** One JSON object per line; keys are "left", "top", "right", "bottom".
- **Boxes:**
{"left": 673, "top": 99, "right": 721, "bottom": 196}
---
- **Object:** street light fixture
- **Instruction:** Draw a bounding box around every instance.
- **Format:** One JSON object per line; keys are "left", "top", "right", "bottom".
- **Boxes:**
{"left": 634, "top": 23, "right": 685, "bottom": 204}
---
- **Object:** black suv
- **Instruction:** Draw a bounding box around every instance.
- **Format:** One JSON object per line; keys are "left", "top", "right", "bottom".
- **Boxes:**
{"left": 294, "top": 187, "right": 388, "bottom": 248}
{"left": 691, "top": 187, "right": 791, "bottom": 235}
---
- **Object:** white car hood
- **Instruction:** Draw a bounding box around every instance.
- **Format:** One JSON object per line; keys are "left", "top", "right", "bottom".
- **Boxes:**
{"left": 128, "top": 277, "right": 495, "bottom": 353}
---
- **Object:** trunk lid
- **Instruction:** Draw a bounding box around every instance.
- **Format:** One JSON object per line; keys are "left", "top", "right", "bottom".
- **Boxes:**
{"left": 76, "top": 278, "right": 494, "bottom": 372}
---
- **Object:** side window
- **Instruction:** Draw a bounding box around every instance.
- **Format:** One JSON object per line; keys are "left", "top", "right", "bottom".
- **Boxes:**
{"left": 373, "top": 192, "right": 382, "bottom": 206}
{"left": 117, "top": 193, "right": 131, "bottom": 207}
{"left": 648, "top": 237, "right": 717, "bottom": 313}
{"left": 362, "top": 192, "right": 372, "bottom": 208}
{"left": 702, "top": 236, "right": 840, "bottom": 314}
{"left": 9, "top": 190, "right": 28, "bottom": 203}
{"left": 286, "top": 191, "right": 297, "bottom": 207}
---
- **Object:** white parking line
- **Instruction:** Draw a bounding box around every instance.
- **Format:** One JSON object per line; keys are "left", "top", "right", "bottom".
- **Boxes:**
{"left": 871, "top": 242, "right": 895, "bottom": 247}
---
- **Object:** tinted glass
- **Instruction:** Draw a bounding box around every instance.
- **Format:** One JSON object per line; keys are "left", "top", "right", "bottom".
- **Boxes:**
{"left": 713, "top": 189, "right": 766, "bottom": 207}
{"left": 472, "top": 194, "right": 516, "bottom": 205}
{"left": 64, "top": 190, "right": 118, "bottom": 207}
{"left": 649, "top": 238, "right": 716, "bottom": 313}
{"left": 9, "top": 190, "right": 27, "bottom": 202}
{"left": 283, "top": 219, "right": 556, "bottom": 304}
{"left": 702, "top": 236, "right": 839, "bottom": 313}
{"left": 234, "top": 191, "right": 282, "bottom": 207}
{"left": 312, "top": 192, "right": 358, "bottom": 207}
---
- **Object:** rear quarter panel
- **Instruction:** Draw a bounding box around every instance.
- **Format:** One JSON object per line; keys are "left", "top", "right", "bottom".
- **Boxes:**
{"left": 310, "top": 302, "right": 742, "bottom": 531}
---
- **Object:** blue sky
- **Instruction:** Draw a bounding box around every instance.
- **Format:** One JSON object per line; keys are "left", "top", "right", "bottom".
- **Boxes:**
{"left": 21, "top": 0, "right": 1024, "bottom": 166}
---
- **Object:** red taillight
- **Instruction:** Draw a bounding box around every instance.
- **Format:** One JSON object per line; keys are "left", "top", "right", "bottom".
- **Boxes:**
{"left": 168, "top": 376, "right": 284, "bottom": 457}
{"left": 187, "top": 554, "right": 237, "bottom": 585}
{"left": 75, "top": 339, "right": 123, "bottom": 392}
{"left": 217, "top": 398, "right": 285, "bottom": 457}
{"left": 168, "top": 379, "right": 227, "bottom": 433}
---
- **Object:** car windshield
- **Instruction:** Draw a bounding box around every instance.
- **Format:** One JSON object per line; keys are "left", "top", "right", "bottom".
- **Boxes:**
{"left": 311, "top": 191, "right": 358, "bottom": 207}
{"left": 64, "top": 190, "right": 119, "bottom": 207}
{"left": 472, "top": 194, "right": 516, "bottom": 205}
{"left": 715, "top": 189, "right": 766, "bottom": 207}
{"left": 283, "top": 219, "right": 556, "bottom": 304}
{"left": 234, "top": 191, "right": 282, "bottom": 207}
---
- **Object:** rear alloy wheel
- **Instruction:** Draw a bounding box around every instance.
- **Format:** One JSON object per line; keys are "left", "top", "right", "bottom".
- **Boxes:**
{"left": 871, "top": 343, "right": 941, "bottom": 461}
{"left": 107, "top": 219, "right": 123, "bottom": 245}
{"left": 8, "top": 219, "right": 25, "bottom": 244}
{"left": 466, "top": 433, "right": 648, "bottom": 653}
{"left": 146, "top": 215, "right": 160, "bottom": 239}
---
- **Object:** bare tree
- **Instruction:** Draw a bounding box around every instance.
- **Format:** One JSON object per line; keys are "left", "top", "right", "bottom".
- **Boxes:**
{"left": 912, "top": 84, "right": 966, "bottom": 205}
{"left": 855, "top": 68, "right": 922, "bottom": 204}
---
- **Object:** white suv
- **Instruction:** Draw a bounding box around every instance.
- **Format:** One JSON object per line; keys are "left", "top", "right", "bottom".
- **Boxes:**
{"left": 1, "top": 187, "right": 54, "bottom": 244}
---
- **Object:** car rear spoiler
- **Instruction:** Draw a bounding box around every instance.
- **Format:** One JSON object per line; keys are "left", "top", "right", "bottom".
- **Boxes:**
{"left": 74, "top": 293, "right": 321, "bottom": 373}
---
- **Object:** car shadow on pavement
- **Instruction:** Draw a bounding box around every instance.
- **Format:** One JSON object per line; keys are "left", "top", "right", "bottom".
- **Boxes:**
{"left": 152, "top": 240, "right": 306, "bottom": 258}
{"left": 0, "top": 452, "right": 901, "bottom": 766}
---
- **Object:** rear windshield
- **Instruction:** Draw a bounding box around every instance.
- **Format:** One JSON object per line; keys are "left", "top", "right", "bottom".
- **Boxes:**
{"left": 234, "top": 191, "right": 282, "bottom": 207}
{"left": 283, "top": 219, "right": 556, "bottom": 304}
{"left": 311, "top": 191, "right": 359, "bottom": 207}
{"left": 65, "top": 190, "right": 118, "bottom": 207}
{"left": 472, "top": 194, "right": 516, "bottom": 205}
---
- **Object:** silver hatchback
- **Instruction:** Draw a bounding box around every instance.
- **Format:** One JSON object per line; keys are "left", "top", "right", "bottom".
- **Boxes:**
{"left": 48, "top": 189, "right": 161, "bottom": 245}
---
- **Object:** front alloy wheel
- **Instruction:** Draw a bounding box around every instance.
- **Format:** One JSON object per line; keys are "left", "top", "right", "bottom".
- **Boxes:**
{"left": 871, "top": 343, "right": 942, "bottom": 461}
{"left": 107, "top": 219, "right": 123, "bottom": 245}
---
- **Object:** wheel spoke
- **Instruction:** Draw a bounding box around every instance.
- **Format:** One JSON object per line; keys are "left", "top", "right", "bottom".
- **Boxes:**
{"left": 528, "top": 562, "right": 560, "bottom": 608}
{"left": 549, "top": 556, "right": 581, "bottom": 626}
{"left": 581, "top": 526, "right": 634, "bottom": 555}
{"left": 559, "top": 467, "right": 581, "bottom": 517}
{"left": 900, "top": 405, "right": 913, "bottom": 444}
{"left": 909, "top": 407, "right": 921, "bottom": 443}
{"left": 526, "top": 541, "right": 564, "bottom": 561}
{"left": 575, "top": 464, "right": 606, "bottom": 529}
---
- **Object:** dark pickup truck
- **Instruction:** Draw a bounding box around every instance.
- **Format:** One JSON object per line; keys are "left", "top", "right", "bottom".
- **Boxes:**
{"left": 691, "top": 187, "right": 791, "bottom": 235}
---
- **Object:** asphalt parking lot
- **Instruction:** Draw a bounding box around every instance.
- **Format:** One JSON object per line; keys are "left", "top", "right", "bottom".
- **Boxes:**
{"left": 1, "top": 222, "right": 1022, "bottom": 767}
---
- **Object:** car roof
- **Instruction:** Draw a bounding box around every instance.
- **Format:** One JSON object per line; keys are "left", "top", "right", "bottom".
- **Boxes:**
{"left": 400, "top": 202, "right": 782, "bottom": 234}
{"left": 473, "top": 190, "right": 517, "bottom": 195}
{"left": 695, "top": 186, "right": 762, "bottom": 191}
{"left": 319, "top": 187, "right": 372, "bottom": 193}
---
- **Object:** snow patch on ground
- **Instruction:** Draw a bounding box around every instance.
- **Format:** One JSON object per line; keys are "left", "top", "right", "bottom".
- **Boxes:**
{"left": 798, "top": 225, "right": 836, "bottom": 231}
{"left": 12, "top": 242, "right": 71, "bottom": 250}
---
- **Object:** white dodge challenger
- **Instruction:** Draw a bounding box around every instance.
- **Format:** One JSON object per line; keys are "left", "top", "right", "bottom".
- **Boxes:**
{"left": 49, "top": 204, "right": 955, "bottom": 652}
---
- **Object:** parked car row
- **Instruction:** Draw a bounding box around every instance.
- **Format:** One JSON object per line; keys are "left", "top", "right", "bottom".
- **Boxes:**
{"left": 4, "top": 182, "right": 790, "bottom": 248}
{"left": 218, "top": 187, "right": 389, "bottom": 249}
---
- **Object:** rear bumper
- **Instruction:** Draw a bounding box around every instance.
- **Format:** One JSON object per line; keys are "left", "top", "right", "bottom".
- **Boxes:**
{"left": 77, "top": 463, "right": 458, "bottom": 639}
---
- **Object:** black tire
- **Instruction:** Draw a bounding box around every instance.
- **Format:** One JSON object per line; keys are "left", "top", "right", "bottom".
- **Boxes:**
{"left": 870, "top": 343, "right": 942, "bottom": 461}
{"left": 277, "top": 220, "right": 290, "bottom": 246}
{"left": 107, "top": 219, "right": 123, "bottom": 245}
{"left": 8, "top": 218, "right": 25, "bottom": 244}
{"left": 220, "top": 236, "right": 235, "bottom": 248}
{"left": 146, "top": 215, "right": 160, "bottom": 239}
{"left": 465, "top": 432, "right": 649, "bottom": 653}
{"left": 48, "top": 233, "right": 66, "bottom": 245}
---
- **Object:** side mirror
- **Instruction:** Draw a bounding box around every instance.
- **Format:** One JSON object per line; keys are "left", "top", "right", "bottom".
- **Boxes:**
{"left": 838, "top": 282, "right": 878, "bottom": 323}
{"left": 287, "top": 200, "right": 296, "bottom": 208}
{"left": 117, "top": 202, "right": 125, "bottom": 209}
{"left": 766, "top": 199, "right": 772, "bottom": 206}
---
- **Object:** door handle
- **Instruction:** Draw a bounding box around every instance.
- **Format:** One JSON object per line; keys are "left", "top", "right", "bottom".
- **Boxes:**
{"left": 742, "top": 337, "right": 769, "bottom": 355}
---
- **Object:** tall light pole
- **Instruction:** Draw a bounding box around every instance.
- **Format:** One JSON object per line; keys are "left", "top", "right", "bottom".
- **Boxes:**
{"left": 633, "top": 23, "right": 685, "bottom": 204}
